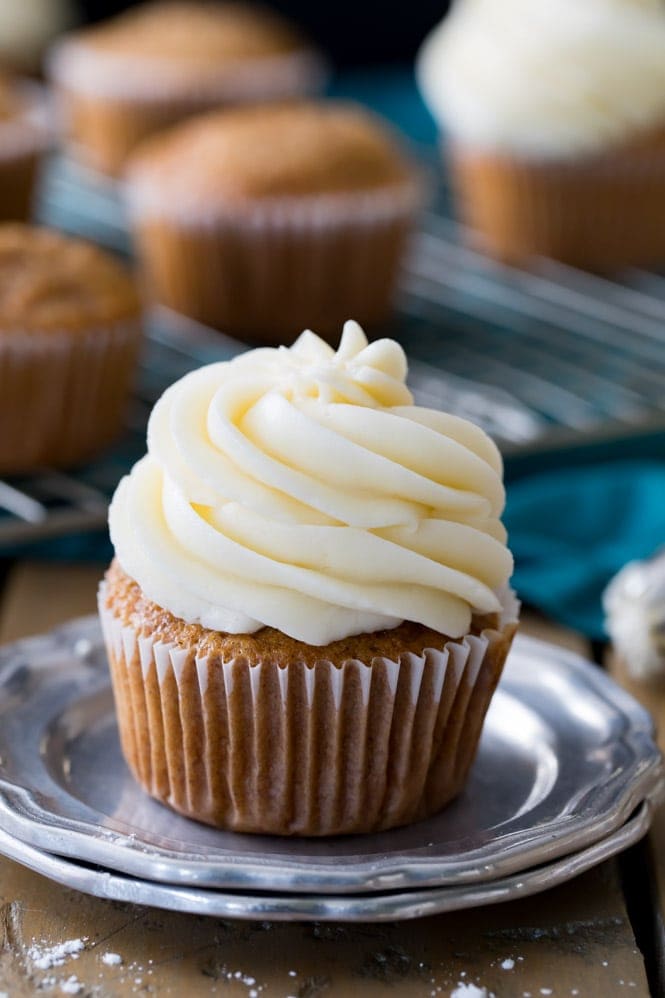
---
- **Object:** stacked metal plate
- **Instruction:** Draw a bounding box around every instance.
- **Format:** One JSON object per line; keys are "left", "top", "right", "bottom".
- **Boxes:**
{"left": 0, "top": 617, "right": 660, "bottom": 920}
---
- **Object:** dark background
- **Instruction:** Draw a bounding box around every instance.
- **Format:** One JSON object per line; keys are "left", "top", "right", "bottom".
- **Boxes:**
{"left": 77, "top": 0, "right": 452, "bottom": 65}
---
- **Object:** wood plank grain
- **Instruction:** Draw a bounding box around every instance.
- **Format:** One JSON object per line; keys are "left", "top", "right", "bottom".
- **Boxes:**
{"left": 0, "top": 561, "right": 103, "bottom": 643}
{"left": 0, "top": 858, "right": 649, "bottom": 998}
{"left": 0, "top": 564, "right": 650, "bottom": 997}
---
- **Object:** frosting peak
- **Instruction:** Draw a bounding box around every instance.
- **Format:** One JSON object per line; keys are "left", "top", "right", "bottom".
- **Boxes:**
{"left": 110, "top": 322, "right": 512, "bottom": 645}
{"left": 266, "top": 321, "right": 412, "bottom": 408}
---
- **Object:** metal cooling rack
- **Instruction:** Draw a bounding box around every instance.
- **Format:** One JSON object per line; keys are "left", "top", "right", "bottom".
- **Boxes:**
{"left": 1, "top": 154, "right": 663, "bottom": 549}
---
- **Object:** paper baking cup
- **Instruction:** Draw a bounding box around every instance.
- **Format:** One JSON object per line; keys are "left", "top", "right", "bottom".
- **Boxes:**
{"left": 48, "top": 41, "right": 326, "bottom": 176}
{"left": 449, "top": 129, "right": 665, "bottom": 270}
{"left": 126, "top": 184, "right": 420, "bottom": 343}
{"left": 99, "top": 589, "right": 518, "bottom": 836}
{"left": 0, "top": 319, "right": 141, "bottom": 474}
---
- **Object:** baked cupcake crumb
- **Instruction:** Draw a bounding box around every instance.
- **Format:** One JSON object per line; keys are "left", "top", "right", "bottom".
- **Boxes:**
{"left": 104, "top": 559, "right": 501, "bottom": 667}
{"left": 0, "top": 224, "right": 140, "bottom": 331}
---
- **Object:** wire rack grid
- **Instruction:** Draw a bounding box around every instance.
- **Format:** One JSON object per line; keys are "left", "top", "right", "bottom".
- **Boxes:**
{"left": 1, "top": 154, "right": 663, "bottom": 548}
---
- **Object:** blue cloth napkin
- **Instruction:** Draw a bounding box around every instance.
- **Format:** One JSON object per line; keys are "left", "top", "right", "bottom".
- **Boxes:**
{"left": 504, "top": 461, "right": 665, "bottom": 640}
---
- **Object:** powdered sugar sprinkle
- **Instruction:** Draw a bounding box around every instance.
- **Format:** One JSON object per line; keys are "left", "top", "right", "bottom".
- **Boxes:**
{"left": 27, "top": 937, "right": 87, "bottom": 970}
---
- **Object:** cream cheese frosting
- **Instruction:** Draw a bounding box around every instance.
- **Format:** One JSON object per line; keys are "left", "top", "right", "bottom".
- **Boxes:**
{"left": 603, "top": 549, "right": 665, "bottom": 680}
{"left": 109, "top": 321, "right": 513, "bottom": 645}
{"left": 417, "top": 0, "right": 665, "bottom": 158}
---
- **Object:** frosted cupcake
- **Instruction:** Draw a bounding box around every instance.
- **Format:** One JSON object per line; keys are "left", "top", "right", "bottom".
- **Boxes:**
{"left": 417, "top": 0, "right": 665, "bottom": 269}
{"left": 125, "top": 102, "right": 420, "bottom": 343}
{"left": 0, "top": 225, "right": 142, "bottom": 473}
{"left": 47, "top": 1, "right": 326, "bottom": 177}
{"left": 99, "top": 320, "right": 518, "bottom": 836}
{"left": 604, "top": 550, "right": 665, "bottom": 682}
{"left": 0, "top": 75, "right": 51, "bottom": 222}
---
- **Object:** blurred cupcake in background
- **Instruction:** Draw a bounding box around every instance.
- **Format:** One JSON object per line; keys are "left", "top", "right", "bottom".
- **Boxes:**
{"left": 0, "top": 74, "right": 51, "bottom": 222}
{"left": 0, "top": 225, "right": 142, "bottom": 473}
{"left": 125, "top": 101, "right": 420, "bottom": 343}
{"left": 47, "top": 1, "right": 327, "bottom": 177}
{"left": 417, "top": 0, "right": 665, "bottom": 270}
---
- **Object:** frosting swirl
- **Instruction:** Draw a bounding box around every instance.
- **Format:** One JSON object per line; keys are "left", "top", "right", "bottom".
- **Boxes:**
{"left": 109, "top": 321, "right": 512, "bottom": 645}
{"left": 417, "top": 0, "right": 665, "bottom": 158}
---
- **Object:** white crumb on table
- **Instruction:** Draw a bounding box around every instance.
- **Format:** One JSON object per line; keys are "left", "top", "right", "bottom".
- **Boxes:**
{"left": 27, "top": 937, "right": 87, "bottom": 970}
{"left": 450, "top": 984, "right": 491, "bottom": 998}
{"left": 60, "top": 976, "right": 83, "bottom": 995}
{"left": 102, "top": 951, "right": 123, "bottom": 966}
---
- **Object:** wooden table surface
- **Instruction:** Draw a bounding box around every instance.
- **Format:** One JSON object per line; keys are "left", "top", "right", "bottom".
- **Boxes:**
{"left": 0, "top": 561, "right": 662, "bottom": 998}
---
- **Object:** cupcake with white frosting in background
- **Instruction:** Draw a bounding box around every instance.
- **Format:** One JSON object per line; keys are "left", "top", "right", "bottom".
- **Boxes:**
{"left": 604, "top": 549, "right": 665, "bottom": 682}
{"left": 99, "top": 320, "right": 518, "bottom": 836}
{"left": 417, "top": 0, "right": 665, "bottom": 270}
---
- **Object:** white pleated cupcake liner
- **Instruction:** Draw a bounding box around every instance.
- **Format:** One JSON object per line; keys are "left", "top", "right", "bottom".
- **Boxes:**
{"left": 48, "top": 40, "right": 327, "bottom": 105}
{"left": 125, "top": 175, "right": 422, "bottom": 226}
{"left": 126, "top": 182, "right": 421, "bottom": 341}
{"left": 99, "top": 587, "right": 518, "bottom": 836}
{"left": 0, "top": 319, "right": 142, "bottom": 473}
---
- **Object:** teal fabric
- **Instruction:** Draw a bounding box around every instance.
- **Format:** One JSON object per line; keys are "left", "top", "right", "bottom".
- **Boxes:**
{"left": 328, "top": 66, "right": 438, "bottom": 145}
{"left": 505, "top": 461, "right": 665, "bottom": 640}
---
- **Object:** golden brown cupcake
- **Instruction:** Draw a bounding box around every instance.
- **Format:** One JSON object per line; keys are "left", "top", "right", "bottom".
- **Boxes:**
{"left": 47, "top": 1, "right": 326, "bottom": 177}
{"left": 0, "top": 75, "right": 50, "bottom": 223}
{"left": 125, "top": 102, "right": 420, "bottom": 343}
{"left": 0, "top": 225, "right": 142, "bottom": 473}
{"left": 99, "top": 321, "right": 518, "bottom": 836}
{"left": 418, "top": 0, "right": 665, "bottom": 269}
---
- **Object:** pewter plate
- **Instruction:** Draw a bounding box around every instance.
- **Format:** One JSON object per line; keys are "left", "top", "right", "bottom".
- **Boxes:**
{"left": 0, "top": 617, "right": 661, "bottom": 895}
{"left": 0, "top": 802, "right": 652, "bottom": 922}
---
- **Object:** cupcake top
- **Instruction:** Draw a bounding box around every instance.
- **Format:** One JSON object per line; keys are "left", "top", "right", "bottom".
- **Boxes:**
{"left": 126, "top": 102, "right": 416, "bottom": 211}
{"left": 417, "top": 0, "right": 665, "bottom": 158}
{"left": 0, "top": 225, "right": 140, "bottom": 332}
{"left": 48, "top": 1, "right": 324, "bottom": 101}
{"left": 109, "top": 320, "right": 513, "bottom": 646}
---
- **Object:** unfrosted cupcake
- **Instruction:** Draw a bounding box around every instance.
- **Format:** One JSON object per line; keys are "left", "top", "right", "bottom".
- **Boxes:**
{"left": 417, "top": 0, "right": 665, "bottom": 269}
{"left": 0, "top": 225, "right": 142, "bottom": 473}
{"left": 99, "top": 320, "right": 518, "bottom": 836}
{"left": 47, "top": 1, "right": 326, "bottom": 177}
{"left": 0, "top": 75, "right": 51, "bottom": 222}
{"left": 125, "top": 102, "right": 420, "bottom": 343}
